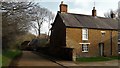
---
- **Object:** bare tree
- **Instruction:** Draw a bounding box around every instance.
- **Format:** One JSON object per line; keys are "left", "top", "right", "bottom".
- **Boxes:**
{"left": 1, "top": 2, "right": 36, "bottom": 49}
{"left": 47, "top": 12, "right": 54, "bottom": 37}
{"left": 1, "top": 2, "right": 34, "bottom": 34}
{"left": 104, "top": 10, "right": 117, "bottom": 18}
{"left": 29, "top": 4, "right": 54, "bottom": 36}
{"left": 1, "top": 1, "right": 54, "bottom": 49}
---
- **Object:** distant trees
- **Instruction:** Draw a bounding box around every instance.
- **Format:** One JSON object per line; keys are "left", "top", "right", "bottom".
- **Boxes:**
{"left": 104, "top": 6, "right": 120, "bottom": 33}
{"left": 1, "top": 2, "right": 54, "bottom": 49}
{"left": 2, "top": 2, "right": 34, "bottom": 49}
{"left": 117, "top": 7, "right": 120, "bottom": 20}
{"left": 104, "top": 10, "right": 117, "bottom": 18}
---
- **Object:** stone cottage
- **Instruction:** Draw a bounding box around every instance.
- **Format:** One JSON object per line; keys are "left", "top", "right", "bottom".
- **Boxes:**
{"left": 50, "top": 2, "right": 118, "bottom": 60}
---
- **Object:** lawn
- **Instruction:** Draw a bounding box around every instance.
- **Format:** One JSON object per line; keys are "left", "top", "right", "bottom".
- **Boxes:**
{"left": 76, "top": 56, "right": 120, "bottom": 62}
{"left": 2, "top": 49, "right": 22, "bottom": 67}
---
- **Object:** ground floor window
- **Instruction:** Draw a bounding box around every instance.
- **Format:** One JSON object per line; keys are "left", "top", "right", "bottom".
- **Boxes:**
{"left": 82, "top": 44, "right": 88, "bottom": 52}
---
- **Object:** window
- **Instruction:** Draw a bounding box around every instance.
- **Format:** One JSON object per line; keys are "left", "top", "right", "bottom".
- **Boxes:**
{"left": 101, "top": 31, "right": 106, "bottom": 36}
{"left": 82, "top": 44, "right": 88, "bottom": 52}
{"left": 82, "top": 28, "right": 88, "bottom": 40}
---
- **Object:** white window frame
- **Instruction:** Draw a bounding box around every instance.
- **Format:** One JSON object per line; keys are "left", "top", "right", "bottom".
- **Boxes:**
{"left": 82, "top": 28, "right": 88, "bottom": 40}
{"left": 82, "top": 44, "right": 88, "bottom": 52}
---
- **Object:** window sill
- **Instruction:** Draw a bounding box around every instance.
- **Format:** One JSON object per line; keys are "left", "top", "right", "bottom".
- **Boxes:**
{"left": 82, "top": 51, "right": 88, "bottom": 53}
{"left": 79, "top": 43, "right": 90, "bottom": 44}
{"left": 82, "top": 39, "right": 88, "bottom": 41}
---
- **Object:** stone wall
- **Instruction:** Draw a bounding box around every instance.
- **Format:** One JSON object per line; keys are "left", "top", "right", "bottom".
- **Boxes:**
{"left": 66, "top": 28, "right": 118, "bottom": 57}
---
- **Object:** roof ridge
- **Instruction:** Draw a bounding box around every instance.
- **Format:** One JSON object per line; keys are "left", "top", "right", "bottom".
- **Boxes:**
{"left": 62, "top": 12, "right": 115, "bottom": 19}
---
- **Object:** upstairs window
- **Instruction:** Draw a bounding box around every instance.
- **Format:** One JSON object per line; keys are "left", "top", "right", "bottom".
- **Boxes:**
{"left": 82, "top": 28, "right": 88, "bottom": 40}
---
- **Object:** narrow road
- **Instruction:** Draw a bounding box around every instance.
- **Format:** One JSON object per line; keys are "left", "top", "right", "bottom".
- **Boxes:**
{"left": 10, "top": 51, "right": 119, "bottom": 68}
{"left": 12, "top": 51, "right": 64, "bottom": 68}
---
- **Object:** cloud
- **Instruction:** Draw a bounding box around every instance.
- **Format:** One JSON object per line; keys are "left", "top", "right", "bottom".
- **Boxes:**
{"left": 69, "top": 7, "right": 113, "bottom": 17}
{"left": 2, "top": 0, "right": 119, "bottom": 3}
{"left": 69, "top": 8, "right": 91, "bottom": 15}
{"left": 70, "top": 0, "right": 119, "bottom": 2}
{"left": 68, "top": 0, "right": 119, "bottom": 17}
{"left": 41, "top": 22, "right": 49, "bottom": 34}
{"left": 1, "top": 0, "right": 31, "bottom": 2}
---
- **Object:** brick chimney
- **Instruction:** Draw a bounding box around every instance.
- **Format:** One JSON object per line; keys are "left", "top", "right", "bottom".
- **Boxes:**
{"left": 92, "top": 7, "right": 97, "bottom": 16}
{"left": 59, "top": 1, "right": 68, "bottom": 13}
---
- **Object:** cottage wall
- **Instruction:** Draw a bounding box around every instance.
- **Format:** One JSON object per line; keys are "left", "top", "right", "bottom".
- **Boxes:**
{"left": 66, "top": 28, "right": 118, "bottom": 57}
{"left": 50, "top": 14, "right": 66, "bottom": 47}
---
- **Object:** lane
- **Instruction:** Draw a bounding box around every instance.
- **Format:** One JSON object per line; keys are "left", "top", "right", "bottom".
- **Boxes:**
{"left": 16, "top": 51, "right": 61, "bottom": 66}
{"left": 11, "top": 51, "right": 119, "bottom": 68}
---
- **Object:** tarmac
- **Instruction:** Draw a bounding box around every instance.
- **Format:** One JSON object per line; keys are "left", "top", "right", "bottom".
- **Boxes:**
{"left": 9, "top": 51, "right": 120, "bottom": 68}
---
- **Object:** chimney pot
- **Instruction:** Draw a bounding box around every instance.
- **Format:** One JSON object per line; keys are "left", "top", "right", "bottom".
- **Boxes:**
{"left": 61, "top": 1, "right": 63, "bottom": 4}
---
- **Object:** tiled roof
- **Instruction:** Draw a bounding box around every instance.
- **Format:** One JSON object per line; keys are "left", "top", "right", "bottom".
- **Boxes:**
{"left": 59, "top": 13, "right": 118, "bottom": 30}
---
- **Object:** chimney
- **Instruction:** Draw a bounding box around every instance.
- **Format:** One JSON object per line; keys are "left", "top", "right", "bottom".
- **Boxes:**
{"left": 92, "top": 7, "right": 97, "bottom": 16}
{"left": 59, "top": 1, "right": 68, "bottom": 13}
{"left": 111, "top": 12, "right": 115, "bottom": 18}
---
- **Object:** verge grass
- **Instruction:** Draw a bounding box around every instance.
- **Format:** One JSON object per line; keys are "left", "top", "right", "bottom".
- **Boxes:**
{"left": 76, "top": 56, "right": 120, "bottom": 62}
{"left": 2, "top": 49, "right": 22, "bottom": 66}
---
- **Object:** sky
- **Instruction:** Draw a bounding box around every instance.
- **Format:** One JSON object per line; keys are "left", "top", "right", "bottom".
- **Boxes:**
{"left": 2, "top": 0, "right": 120, "bottom": 35}
{"left": 31, "top": 0, "right": 120, "bottom": 16}
{"left": 3, "top": 0, "right": 119, "bottom": 16}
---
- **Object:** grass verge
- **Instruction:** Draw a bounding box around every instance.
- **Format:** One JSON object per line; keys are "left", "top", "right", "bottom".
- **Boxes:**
{"left": 0, "top": 55, "right": 2, "bottom": 67}
{"left": 76, "top": 56, "right": 120, "bottom": 62}
{"left": 2, "top": 49, "right": 22, "bottom": 67}
{"left": 108, "top": 56, "right": 120, "bottom": 60}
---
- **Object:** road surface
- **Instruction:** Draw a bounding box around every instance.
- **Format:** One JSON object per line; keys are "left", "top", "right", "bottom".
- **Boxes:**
{"left": 10, "top": 51, "right": 119, "bottom": 68}
{"left": 11, "top": 51, "right": 63, "bottom": 68}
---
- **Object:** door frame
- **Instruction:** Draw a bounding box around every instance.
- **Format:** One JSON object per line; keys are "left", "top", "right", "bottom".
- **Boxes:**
{"left": 99, "top": 43, "right": 104, "bottom": 56}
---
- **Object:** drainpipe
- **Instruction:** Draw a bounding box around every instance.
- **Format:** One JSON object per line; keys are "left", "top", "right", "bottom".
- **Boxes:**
{"left": 110, "top": 30, "right": 112, "bottom": 56}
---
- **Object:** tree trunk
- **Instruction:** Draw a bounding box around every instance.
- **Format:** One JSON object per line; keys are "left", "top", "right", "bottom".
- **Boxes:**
{"left": 38, "top": 29, "right": 40, "bottom": 36}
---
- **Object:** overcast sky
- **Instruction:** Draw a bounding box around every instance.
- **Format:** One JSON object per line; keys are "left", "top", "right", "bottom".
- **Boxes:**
{"left": 2, "top": 0, "right": 120, "bottom": 17}
{"left": 32, "top": 0, "right": 120, "bottom": 16}
{"left": 2, "top": 0, "right": 120, "bottom": 34}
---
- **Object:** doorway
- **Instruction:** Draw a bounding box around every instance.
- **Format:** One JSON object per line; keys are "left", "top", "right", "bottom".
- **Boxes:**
{"left": 99, "top": 43, "right": 104, "bottom": 56}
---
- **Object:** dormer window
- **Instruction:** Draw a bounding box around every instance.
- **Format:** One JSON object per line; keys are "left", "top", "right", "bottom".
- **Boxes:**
{"left": 82, "top": 28, "right": 88, "bottom": 40}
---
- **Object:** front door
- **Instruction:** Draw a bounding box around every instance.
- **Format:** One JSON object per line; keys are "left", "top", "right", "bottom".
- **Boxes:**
{"left": 99, "top": 43, "right": 104, "bottom": 56}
